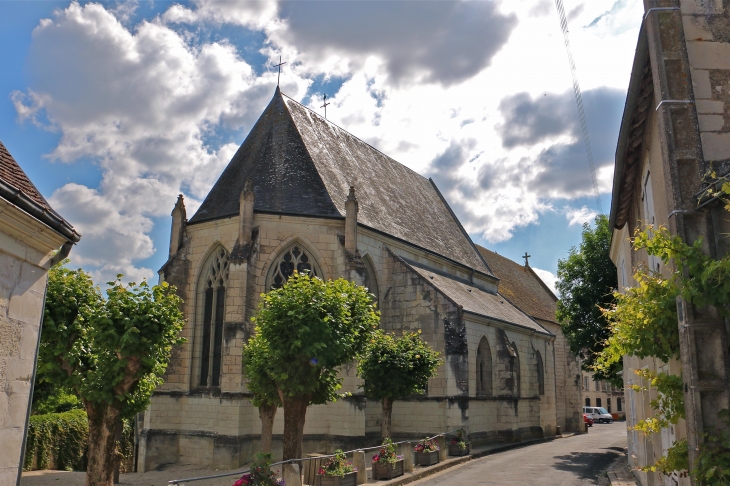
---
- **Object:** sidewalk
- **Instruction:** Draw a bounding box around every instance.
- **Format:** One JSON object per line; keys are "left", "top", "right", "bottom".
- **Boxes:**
{"left": 607, "top": 453, "right": 639, "bottom": 486}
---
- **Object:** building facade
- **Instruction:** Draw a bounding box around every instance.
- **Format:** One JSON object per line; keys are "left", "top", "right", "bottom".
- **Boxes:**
{"left": 140, "top": 89, "right": 564, "bottom": 470}
{"left": 609, "top": 2, "right": 730, "bottom": 485}
{"left": 478, "top": 247, "right": 584, "bottom": 433}
{"left": 580, "top": 371, "right": 624, "bottom": 418}
{"left": 0, "top": 141, "right": 80, "bottom": 486}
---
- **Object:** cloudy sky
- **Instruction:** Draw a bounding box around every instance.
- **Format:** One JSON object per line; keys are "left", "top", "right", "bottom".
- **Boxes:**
{"left": 0, "top": 0, "right": 643, "bottom": 292}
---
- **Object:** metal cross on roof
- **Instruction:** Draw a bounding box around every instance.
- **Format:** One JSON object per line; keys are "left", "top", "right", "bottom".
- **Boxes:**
{"left": 274, "top": 56, "right": 286, "bottom": 86}
{"left": 523, "top": 252, "right": 531, "bottom": 266}
{"left": 320, "top": 94, "right": 331, "bottom": 119}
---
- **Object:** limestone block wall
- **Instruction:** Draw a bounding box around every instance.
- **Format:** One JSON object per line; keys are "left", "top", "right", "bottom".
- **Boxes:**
{"left": 680, "top": 0, "right": 730, "bottom": 164}
{"left": 0, "top": 204, "right": 65, "bottom": 486}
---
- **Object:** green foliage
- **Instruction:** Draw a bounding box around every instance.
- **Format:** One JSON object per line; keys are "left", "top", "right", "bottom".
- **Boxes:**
{"left": 242, "top": 330, "right": 280, "bottom": 409}
{"left": 318, "top": 450, "right": 356, "bottom": 477}
{"left": 693, "top": 410, "right": 730, "bottom": 485}
{"left": 24, "top": 410, "right": 88, "bottom": 471}
{"left": 23, "top": 410, "right": 135, "bottom": 472}
{"left": 595, "top": 268, "right": 680, "bottom": 374}
{"left": 556, "top": 215, "right": 618, "bottom": 379}
{"left": 629, "top": 369, "right": 684, "bottom": 435}
{"left": 250, "top": 272, "right": 379, "bottom": 403}
{"left": 634, "top": 225, "right": 730, "bottom": 317}
{"left": 644, "top": 439, "right": 690, "bottom": 477}
{"left": 40, "top": 264, "right": 186, "bottom": 418}
{"left": 371, "top": 438, "right": 401, "bottom": 465}
{"left": 357, "top": 330, "right": 442, "bottom": 401}
{"left": 32, "top": 387, "right": 82, "bottom": 415}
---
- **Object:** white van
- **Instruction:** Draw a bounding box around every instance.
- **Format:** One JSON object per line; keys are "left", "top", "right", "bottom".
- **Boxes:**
{"left": 583, "top": 406, "right": 613, "bottom": 423}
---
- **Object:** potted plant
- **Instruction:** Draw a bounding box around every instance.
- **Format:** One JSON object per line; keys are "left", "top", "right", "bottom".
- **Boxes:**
{"left": 315, "top": 450, "right": 357, "bottom": 486}
{"left": 448, "top": 430, "right": 470, "bottom": 457}
{"left": 372, "top": 438, "right": 405, "bottom": 480}
{"left": 233, "top": 453, "right": 285, "bottom": 486}
{"left": 414, "top": 437, "right": 439, "bottom": 466}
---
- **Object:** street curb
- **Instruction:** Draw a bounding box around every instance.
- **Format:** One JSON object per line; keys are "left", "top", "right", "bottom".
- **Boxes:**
{"left": 376, "top": 436, "right": 560, "bottom": 486}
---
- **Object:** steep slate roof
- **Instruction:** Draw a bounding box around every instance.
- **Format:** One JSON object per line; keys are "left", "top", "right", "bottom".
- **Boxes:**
{"left": 191, "top": 88, "right": 491, "bottom": 274}
{"left": 477, "top": 245, "right": 558, "bottom": 324}
{"left": 0, "top": 141, "right": 50, "bottom": 210}
{"left": 0, "top": 141, "right": 79, "bottom": 242}
{"left": 399, "top": 257, "right": 551, "bottom": 335}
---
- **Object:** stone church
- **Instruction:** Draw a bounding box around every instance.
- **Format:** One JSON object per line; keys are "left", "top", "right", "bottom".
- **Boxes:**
{"left": 139, "top": 88, "right": 576, "bottom": 470}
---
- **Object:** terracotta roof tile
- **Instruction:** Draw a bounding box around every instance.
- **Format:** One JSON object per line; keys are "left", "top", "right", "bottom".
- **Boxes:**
{"left": 477, "top": 245, "right": 558, "bottom": 324}
{"left": 0, "top": 141, "right": 50, "bottom": 210}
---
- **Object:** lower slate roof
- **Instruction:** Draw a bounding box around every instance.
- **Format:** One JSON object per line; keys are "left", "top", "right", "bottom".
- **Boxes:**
{"left": 477, "top": 246, "right": 558, "bottom": 325}
{"left": 190, "top": 88, "right": 492, "bottom": 276}
{"left": 399, "top": 256, "right": 552, "bottom": 336}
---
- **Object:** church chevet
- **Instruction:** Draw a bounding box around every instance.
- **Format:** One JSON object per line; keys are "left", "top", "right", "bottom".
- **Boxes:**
{"left": 139, "top": 88, "right": 582, "bottom": 470}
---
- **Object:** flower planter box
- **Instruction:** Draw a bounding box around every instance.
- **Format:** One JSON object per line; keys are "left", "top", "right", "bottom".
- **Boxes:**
{"left": 415, "top": 450, "right": 439, "bottom": 466}
{"left": 316, "top": 471, "right": 357, "bottom": 486}
{"left": 448, "top": 444, "right": 470, "bottom": 457}
{"left": 372, "top": 459, "right": 404, "bottom": 480}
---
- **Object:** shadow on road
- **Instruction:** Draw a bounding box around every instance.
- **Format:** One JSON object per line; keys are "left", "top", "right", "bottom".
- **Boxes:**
{"left": 552, "top": 449, "right": 621, "bottom": 480}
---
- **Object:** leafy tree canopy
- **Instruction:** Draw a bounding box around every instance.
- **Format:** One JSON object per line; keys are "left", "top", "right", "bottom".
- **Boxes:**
{"left": 556, "top": 214, "right": 618, "bottom": 379}
{"left": 357, "top": 330, "right": 441, "bottom": 401}
{"left": 251, "top": 272, "right": 380, "bottom": 402}
{"left": 40, "top": 264, "right": 186, "bottom": 418}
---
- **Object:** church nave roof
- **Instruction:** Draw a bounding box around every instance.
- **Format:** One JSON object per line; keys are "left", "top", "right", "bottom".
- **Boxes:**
{"left": 190, "top": 88, "right": 491, "bottom": 275}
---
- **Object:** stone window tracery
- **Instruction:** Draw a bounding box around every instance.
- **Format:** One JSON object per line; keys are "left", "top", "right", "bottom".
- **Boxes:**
{"left": 268, "top": 244, "right": 321, "bottom": 290}
{"left": 194, "top": 246, "right": 229, "bottom": 388}
{"left": 476, "top": 337, "right": 493, "bottom": 397}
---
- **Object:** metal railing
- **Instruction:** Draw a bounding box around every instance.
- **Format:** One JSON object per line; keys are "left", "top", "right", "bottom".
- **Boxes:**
{"left": 167, "top": 428, "right": 466, "bottom": 485}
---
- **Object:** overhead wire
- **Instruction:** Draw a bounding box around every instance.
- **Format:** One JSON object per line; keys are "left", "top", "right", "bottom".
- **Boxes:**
{"left": 554, "top": 0, "right": 603, "bottom": 213}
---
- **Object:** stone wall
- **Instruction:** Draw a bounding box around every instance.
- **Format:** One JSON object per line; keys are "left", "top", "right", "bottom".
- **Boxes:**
{"left": 0, "top": 200, "right": 66, "bottom": 486}
{"left": 143, "top": 210, "right": 559, "bottom": 470}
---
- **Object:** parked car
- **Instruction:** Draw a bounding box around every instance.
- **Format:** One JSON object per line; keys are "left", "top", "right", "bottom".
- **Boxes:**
{"left": 583, "top": 413, "right": 594, "bottom": 427}
{"left": 583, "top": 406, "right": 613, "bottom": 423}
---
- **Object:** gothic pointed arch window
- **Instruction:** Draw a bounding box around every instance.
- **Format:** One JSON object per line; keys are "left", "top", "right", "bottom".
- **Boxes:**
{"left": 511, "top": 341, "right": 521, "bottom": 397}
{"left": 193, "top": 246, "right": 229, "bottom": 389}
{"left": 535, "top": 350, "right": 545, "bottom": 396}
{"left": 476, "top": 337, "right": 493, "bottom": 397}
{"left": 362, "top": 255, "right": 380, "bottom": 305}
{"left": 267, "top": 243, "right": 322, "bottom": 290}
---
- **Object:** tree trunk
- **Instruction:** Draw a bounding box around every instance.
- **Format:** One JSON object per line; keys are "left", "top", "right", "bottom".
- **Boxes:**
{"left": 281, "top": 395, "right": 310, "bottom": 461}
{"left": 259, "top": 403, "right": 277, "bottom": 454}
{"left": 381, "top": 397, "right": 393, "bottom": 439}
{"left": 85, "top": 402, "right": 122, "bottom": 486}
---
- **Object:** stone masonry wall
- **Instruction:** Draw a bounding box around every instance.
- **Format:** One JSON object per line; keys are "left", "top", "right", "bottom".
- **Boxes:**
{"left": 0, "top": 221, "right": 60, "bottom": 486}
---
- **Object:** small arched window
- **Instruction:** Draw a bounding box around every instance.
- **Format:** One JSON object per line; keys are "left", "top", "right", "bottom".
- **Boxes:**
{"left": 596, "top": 397, "right": 602, "bottom": 408}
{"left": 476, "top": 337, "right": 493, "bottom": 397}
{"left": 585, "top": 397, "right": 591, "bottom": 407}
{"left": 193, "top": 246, "right": 229, "bottom": 388}
{"left": 268, "top": 244, "right": 322, "bottom": 290}
{"left": 536, "top": 350, "right": 545, "bottom": 396}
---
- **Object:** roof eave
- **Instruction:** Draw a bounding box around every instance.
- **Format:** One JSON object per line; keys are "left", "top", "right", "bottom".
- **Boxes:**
{"left": 0, "top": 178, "right": 80, "bottom": 243}
{"left": 609, "top": 22, "right": 649, "bottom": 234}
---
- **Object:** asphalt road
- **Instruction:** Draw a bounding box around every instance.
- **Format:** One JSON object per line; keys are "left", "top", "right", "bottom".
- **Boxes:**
{"left": 411, "top": 422, "right": 628, "bottom": 486}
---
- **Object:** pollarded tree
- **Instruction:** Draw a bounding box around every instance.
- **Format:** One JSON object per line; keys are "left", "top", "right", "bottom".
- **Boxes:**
{"left": 251, "top": 272, "right": 380, "bottom": 461}
{"left": 556, "top": 214, "right": 618, "bottom": 381}
{"left": 242, "top": 335, "right": 280, "bottom": 454}
{"left": 357, "top": 330, "right": 442, "bottom": 438}
{"left": 40, "top": 264, "right": 185, "bottom": 486}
